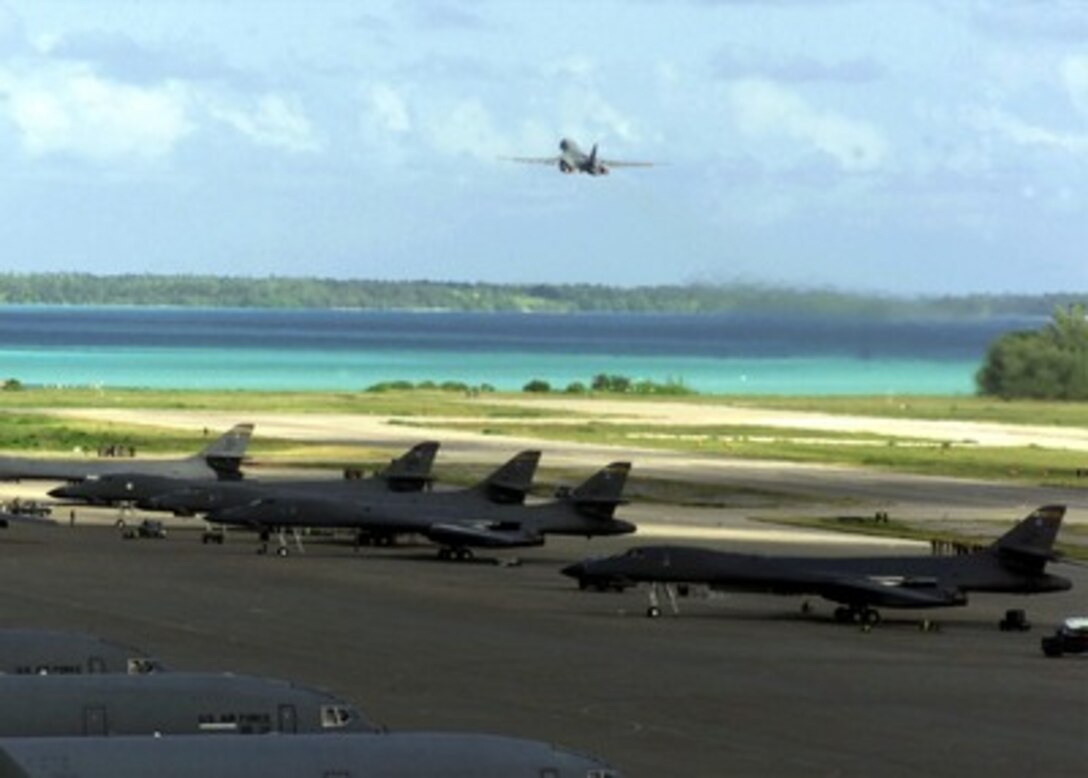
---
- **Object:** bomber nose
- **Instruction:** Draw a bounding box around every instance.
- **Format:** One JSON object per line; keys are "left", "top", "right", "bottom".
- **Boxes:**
{"left": 47, "top": 484, "right": 77, "bottom": 499}
{"left": 613, "top": 518, "right": 637, "bottom": 535}
{"left": 560, "top": 560, "right": 587, "bottom": 579}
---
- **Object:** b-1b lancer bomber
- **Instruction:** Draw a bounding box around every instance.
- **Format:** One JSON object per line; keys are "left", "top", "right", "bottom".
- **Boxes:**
{"left": 0, "top": 424, "right": 253, "bottom": 483}
{"left": 50, "top": 441, "right": 441, "bottom": 514}
{"left": 503, "top": 138, "right": 655, "bottom": 176}
{"left": 565, "top": 505, "right": 1072, "bottom": 627}
{"left": 0, "top": 733, "right": 621, "bottom": 778}
{"left": 209, "top": 459, "right": 635, "bottom": 559}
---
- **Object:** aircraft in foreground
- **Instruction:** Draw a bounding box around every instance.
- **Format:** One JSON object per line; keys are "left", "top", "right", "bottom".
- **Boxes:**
{"left": 503, "top": 138, "right": 655, "bottom": 176}
{"left": 49, "top": 441, "right": 441, "bottom": 514}
{"left": 0, "top": 672, "right": 371, "bottom": 735}
{"left": 207, "top": 460, "right": 634, "bottom": 559}
{"left": 563, "top": 505, "right": 1072, "bottom": 626}
{"left": 0, "top": 423, "right": 253, "bottom": 483}
{"left": 0, "top": 629, "right": 162, "bottom": 675}
{"left": 0, "top": 733, "right": 621, "bottom": 778}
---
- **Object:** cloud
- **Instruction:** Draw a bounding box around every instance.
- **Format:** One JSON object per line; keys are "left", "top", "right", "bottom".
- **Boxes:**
{"left": 0, "top": 62, "right": 193, "bottom": 161}
{"left": 968, "top": 105, "right": 1088, "bottom": 155}
{"left": 970, "top": 1, "right": 1088, "bottom": 42}
{"left": 727, "top": 79, "right": 888, "bottom": 171}
{"left": 0, "top": 2, "right": 25, "bottom": 55}
{"left": 206, "top": 93, "right": 321, "bottom": 153}
{"left": 713, "top": 50, "right": 884, "bottom": 84}
{"left": 47, "top": 29, "right": 252, "bottom": 88}
{"left": 366, "top": 83, "right": 413, "bottom": 133}
{"left": 1063, "top": 55, "right": 1088, "bottom": 118}
{"left": 403, "top": 0, "right": 485, "bottom": 30}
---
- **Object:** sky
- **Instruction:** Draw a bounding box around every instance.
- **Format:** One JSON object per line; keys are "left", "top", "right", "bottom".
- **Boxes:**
{"left": 0, "top": 1, "right": 1086, "bottom": 294}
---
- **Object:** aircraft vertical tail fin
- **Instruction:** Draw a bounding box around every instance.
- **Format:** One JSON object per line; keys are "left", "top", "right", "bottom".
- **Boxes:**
{"left": 376, "top": 441, "right": 439, "bottom": 492}
{"left": 588, "top": 142, "right": 599, "bottom": 167}
{"left": 471, "top": 450, "right": 541, "bottom": 505}
{"left": 990, "top": 505, "right": 1065, "bottom": 571}
{"left": 565, "top": 462, "right": 630, "bottom": 518}
{"left": 199, "top": 423, "right": 254, "bottom": 480}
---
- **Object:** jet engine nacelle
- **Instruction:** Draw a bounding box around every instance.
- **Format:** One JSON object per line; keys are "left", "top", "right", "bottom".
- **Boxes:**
{"left": 558, "top": 160, "right": 574, "bottom": 173}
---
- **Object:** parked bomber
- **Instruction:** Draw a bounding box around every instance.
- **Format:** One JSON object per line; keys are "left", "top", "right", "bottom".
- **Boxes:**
{"left": 0, "top": 424, "right": 253, "bottom": 483}
{"left": 563, "top": 505, "right": 1072, "bottom": 626}
{"left": 503, "top": 137, "right": 655, "bottom": 176}
{"left": 0, "top": 629, "right": 162, "bottom": 676}
{"left": 49, "top": 441, "right": 441, "bottom": 514}
{"left": 0, "top": 733, "right": 621, "bottom": 778}
{"left": 208, "top": 460, "right": 634, "bottom": 559}
{"left": 0, "top": 672, "right": 372, "bottom": 735}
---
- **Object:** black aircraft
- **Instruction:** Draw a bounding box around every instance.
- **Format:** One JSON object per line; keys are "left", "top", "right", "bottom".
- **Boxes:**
{"left": 0, "top": 733, "right": 621, "bottom": 777}
{"left": 0, "top": 629, "right": 162, "bottom": 675}
{"left": 208, "top": 460, "right": 634, "bottom": 559}
{"left": 0, "top": 672, "right": 372, "bottom": 735}
{"left": 0, "top": 423, "right": 253, "bottom": 483}
{"left": 49, "top": 441, "right": 441, "bottom": 513}
{"left": 563, "top": 505, "right": 1072, "bottom": 626}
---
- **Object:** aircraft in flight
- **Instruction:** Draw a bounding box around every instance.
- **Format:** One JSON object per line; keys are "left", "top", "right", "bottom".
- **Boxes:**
{"left": 0, "top": 423, "right": 253, "bottom": 483}
{"left": 563, "top": 505, "right": 1072, "bottom": 626}
{"left": 503, "top": 138, "right": 655, "bottom": 176}
{"left": 207, "top": 459, "right": 634, "bottom": 559}
{"left": 49, "top": 441, "right": 441, "bottom": 514}
{"left": 0, "top": 733, "right": 621, "bottom": 778}
{"left": 0, "top": 672, "right": 372, "bottom": 735}
{"left": 0, "top": 629, "right": 162, "bottom": 675}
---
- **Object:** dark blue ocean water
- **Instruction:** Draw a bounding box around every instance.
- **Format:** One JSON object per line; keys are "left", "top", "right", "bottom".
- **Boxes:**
{"left": 0, "top": 306, "right": 1038, "bottom": 394}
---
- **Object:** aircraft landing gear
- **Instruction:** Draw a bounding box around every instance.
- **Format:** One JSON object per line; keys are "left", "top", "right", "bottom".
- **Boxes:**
{"left": 999, "top": 608, "right": 1030, "bottom": 632}
{"left": 645, "top": 583, "right": 679, "bottom": 619}
{"left": 834, "top": 605, "right": 881, "bottom": 629}
{"left": 438, "top": 547, "right": 474, "bottom": 562}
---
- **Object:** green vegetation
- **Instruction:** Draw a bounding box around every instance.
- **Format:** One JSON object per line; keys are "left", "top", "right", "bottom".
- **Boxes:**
{"left": 0, "top": 272, "right": 1083, "bottom": 314}
{"left": 518, "top": 374, "right": 695, "bottom": 396}
{"left": 1, "top": 386, "right": 1085, "bottom": 489}
{"left": 395, "top": 418, "right": 1088, "bottom": 489}
{"left": 976, "top": 304, "right": 1088, "bottom": 400}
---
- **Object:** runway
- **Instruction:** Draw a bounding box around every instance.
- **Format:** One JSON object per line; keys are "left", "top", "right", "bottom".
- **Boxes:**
{"left": 1, "top": 518, "right": 1084, "bottom": 777}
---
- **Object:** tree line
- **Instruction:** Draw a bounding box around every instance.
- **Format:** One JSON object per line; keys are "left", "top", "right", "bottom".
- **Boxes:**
{"left": 0, "top": 273, "right": 1081, "bottom": 316}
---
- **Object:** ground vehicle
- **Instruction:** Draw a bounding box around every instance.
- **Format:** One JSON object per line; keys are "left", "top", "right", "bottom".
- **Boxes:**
{"left": 1041, "top": 617, "right": 1088, "bottom": 657}
{"left": 121, "top": 520, "right": 166, "bottom": 540}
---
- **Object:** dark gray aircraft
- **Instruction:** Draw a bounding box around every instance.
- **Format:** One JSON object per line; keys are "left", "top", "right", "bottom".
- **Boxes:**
{"left": 0, "top": 511, "right": 55, "bottom": 529}
{"left": 0, "top": 672, "right": 371, "bottom": 735}
{"left": 0, "top": 424, "right": 253, "bottom": 483}
{"left": 563, "top": 505, "right": 1072, "bottom": 625}
{"left": 0, "top": 629, "right": 162, "bottom": 675}
{"left": 504, "top": 137, "right": 654, "bottom": 176}
{"left": 0, "top": 733, "right": 621, "bottom": 777}
{"left": 49, "top": 441, "right": 441, "bottom": 514}
{"left": 208, "top": 460, "right": 633, "bottom": 559}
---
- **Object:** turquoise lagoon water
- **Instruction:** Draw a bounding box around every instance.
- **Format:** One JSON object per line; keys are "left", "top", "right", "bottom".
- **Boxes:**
{"left": 0, "top": 307, "right": 1035, "bottom": 395}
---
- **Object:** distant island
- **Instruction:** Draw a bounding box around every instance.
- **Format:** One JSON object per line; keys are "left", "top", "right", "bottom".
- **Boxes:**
{"left": 0, "top": 273, "right": 1081, "bottom": 316}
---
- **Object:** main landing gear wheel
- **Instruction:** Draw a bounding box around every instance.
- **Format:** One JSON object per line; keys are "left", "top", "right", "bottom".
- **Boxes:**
{"left": 438, "top": 547, "right": 473, "bottom": 562}
{"left": 646, "top": 605, "right": 662, "bottom": 619}
{"left": 276, "top": 546, "right": 289, "bottom": 557}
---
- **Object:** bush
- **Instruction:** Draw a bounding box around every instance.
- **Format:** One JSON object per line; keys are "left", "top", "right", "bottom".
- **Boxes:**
{"left": 976, "top": 304, "right": 1088, "bottom": 400}
{"left": 523, "top": 379, "right": 552, "bottom": 393}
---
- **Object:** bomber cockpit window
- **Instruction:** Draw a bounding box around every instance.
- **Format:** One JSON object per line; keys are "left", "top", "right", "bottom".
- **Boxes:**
{"left": 320, "top": 705, "right": 355, "bottom": 728}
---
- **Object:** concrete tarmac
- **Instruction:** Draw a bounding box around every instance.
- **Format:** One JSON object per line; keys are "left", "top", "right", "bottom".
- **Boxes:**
{"left": 0, "top": 518, "right": 1084, "bottom": 777}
